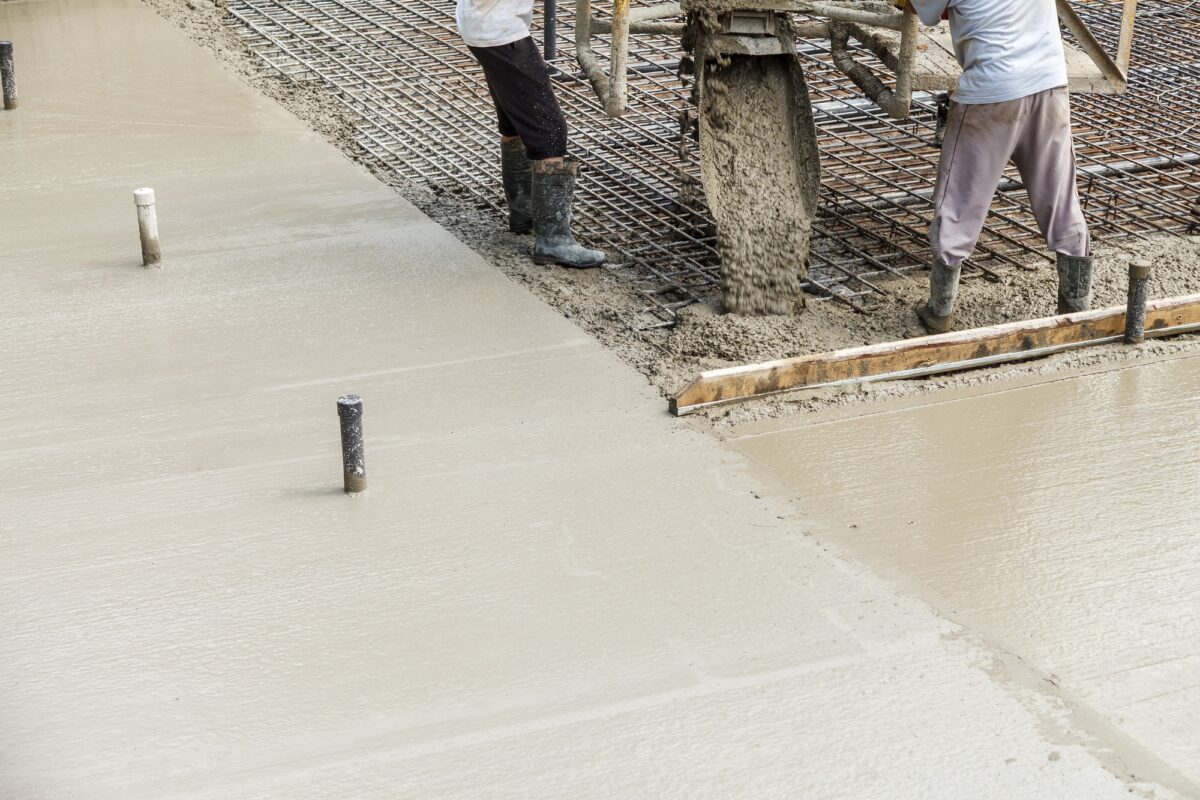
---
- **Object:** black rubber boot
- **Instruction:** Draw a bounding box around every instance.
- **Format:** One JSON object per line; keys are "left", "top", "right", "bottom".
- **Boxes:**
{"left": 501, "top": 139, "right": 532, "bottom": 234}
{"left": 915, "top": 259, "right": 961, "bottom": 334}
{"left": 532, "top": 157, "right": 605, "bottom": 269}
{"left": 1056, "top": 253, "right": 1094, "bottom": 314}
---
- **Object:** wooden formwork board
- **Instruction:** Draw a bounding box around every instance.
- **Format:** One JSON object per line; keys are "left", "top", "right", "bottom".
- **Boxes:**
{"left": 848, "top": 25, "right": 1118, "bottom": 95}
{"left": 669, "top": 294, "right": 1200, "bottom": 415}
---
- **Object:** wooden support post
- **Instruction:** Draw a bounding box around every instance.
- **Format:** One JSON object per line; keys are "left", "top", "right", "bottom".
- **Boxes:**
{"left": 1056, "top": 0, "right": 1127, "bottom": 92}
{"left": 1116, "top": 0, "right": 1139, "bottom": 75}
{"left": 669, "top": 293, "right": 1200, "bottom": 416}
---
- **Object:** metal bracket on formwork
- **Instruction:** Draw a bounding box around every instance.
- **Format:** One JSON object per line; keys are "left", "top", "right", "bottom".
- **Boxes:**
{"left": 669, "top": 293, "right": 1200, "bottom": 415}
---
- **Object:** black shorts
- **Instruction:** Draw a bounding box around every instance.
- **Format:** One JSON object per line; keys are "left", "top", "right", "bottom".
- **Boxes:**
{"left": 468, "top": 37, "right": 569, "bottom": 161}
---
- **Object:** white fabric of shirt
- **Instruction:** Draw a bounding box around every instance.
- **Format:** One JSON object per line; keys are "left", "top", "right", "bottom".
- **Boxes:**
{"left": 456, "top": 0, "right": 534, "bottom": 48}
{"left": 909, "top": 0, "right": 1069, "bottom": 104}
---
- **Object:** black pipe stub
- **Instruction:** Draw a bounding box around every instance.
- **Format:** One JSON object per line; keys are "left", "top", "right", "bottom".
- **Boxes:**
{"left": 0, "top": 40, "right": 16, "bottom": 111}
{"left": 544, "top": 0, "right": 557, "bottom": 61}
{"left": 337, "top": 394, "right": 366, "bottom": 494}
{"left": 1124, "top": 260, "right": 1151, "bottom": 345}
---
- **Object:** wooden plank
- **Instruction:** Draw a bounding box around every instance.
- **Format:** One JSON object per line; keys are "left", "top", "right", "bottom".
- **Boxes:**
{"left": 1056, "top": 0, "right": 1127, "bottom": 92}
{"left": 669, "top": 294, "right": 1200, "bottom": 415}
{"left": 849, "top": 21, "right": 1120, "bottom": 95}
{"left": 1117, "top": 0, "right": 1139, "bottom": 73}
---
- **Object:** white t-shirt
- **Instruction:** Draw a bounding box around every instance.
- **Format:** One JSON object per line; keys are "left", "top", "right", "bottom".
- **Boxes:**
{"left": 456, "top": 0, "right": 533, "bottom": 48}
{"left": 910, "top": 0, "right": 1069, "bottom": 104}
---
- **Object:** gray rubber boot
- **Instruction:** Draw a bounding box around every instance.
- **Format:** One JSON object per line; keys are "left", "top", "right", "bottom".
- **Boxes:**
{"left": 532, "top": 157, "right": 605, "bottom": 269}
{"left": 1056, "top": 253, "right": 1094, "bottom": 314}
{"left": 915, "top": 259, "right": 962, "bottom": 334}
{"left": 501, "top": 139, "right": 532, "bottom": 234}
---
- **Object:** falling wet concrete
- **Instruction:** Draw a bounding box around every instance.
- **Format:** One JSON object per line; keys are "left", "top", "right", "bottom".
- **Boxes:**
{"left": 0, "top": 0, "right": 1195, "bottom": 797}
{"left": 733, "top": 355, "right": 1200, "bottom": 794}
{"left": 700, "top": 52, "right": 821, "bottom": 316}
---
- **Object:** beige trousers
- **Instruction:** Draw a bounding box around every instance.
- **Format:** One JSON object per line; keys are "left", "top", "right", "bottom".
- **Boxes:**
{"left": 930, "top": 86, "right": 1090, "bottom": 266}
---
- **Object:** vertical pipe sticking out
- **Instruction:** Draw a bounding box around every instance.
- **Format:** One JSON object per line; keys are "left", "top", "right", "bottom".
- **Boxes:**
{"left": 0, "top": 41, "right": 17, "bottom": 110}
{"left": 1124, "top": 261, "right": 1151, "bottom": 344}
{"left": 134, "top": 188, "right": 161, "bottom": 268}
{"left": 337, "top": 395, "right": 366, "bottom": 494}
{"left": 544, "top": 0, "right": 557, "bottom": 61}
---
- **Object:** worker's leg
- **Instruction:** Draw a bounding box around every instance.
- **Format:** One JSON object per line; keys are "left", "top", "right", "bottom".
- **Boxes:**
{"left": 499, "top": 135, "right": 533, "bottom": 233}
{"left": 929, "top": 99, "right": 1030, "bottom": 267}
{"left": 1011, "top": 86, "right": 1093, "bottom": 312}
{"left": 468, "top": 39, "right": 603, "bottom": 267}
{"left": 919, "top": 98, "right": 1030, "bottom": 332}
{"left": 478, "top": 78, "right": 535, "bottom": 234}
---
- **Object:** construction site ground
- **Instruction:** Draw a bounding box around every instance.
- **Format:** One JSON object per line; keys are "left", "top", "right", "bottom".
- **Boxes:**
{"left": 141, "top": 0, "right": 1200, "bottom": 429}
{"left": 2, "top": 0, "right": 1199, "bottom": 797}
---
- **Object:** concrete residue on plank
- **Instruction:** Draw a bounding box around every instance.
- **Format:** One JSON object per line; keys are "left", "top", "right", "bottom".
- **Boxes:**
{"left": 699, "top": 52, "right": 821, "bottom": 315}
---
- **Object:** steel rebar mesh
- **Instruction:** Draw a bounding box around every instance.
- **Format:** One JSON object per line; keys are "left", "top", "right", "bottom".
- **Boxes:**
{"left": 228, "top": 0, "right": 1200, "bottom": 326}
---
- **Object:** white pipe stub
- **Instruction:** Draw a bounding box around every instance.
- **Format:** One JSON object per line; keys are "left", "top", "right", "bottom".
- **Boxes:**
{"left": 134, "top": 187, "right": 161, "bottom": 267}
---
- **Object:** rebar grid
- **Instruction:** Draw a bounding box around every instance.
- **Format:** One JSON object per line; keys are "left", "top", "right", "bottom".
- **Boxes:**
{"left": 228, "top": 0, "right": 1200, "bottom": 326}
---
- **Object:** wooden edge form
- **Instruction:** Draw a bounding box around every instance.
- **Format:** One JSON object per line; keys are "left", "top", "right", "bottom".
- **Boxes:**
{"left": 669, "top": 293, "right": 1200, "bottom": 416}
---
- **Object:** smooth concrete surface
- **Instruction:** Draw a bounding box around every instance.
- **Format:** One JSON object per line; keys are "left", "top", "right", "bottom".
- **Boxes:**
{"left": 734, "top": 357, "right": 1200, "bottom": 792}
{"left": 0, "top": 0, "right": 1189, "bottom": 797}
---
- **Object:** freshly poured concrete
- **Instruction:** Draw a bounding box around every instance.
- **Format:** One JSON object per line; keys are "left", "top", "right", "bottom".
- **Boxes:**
{"left": 0, "top": 0, "right": 1191, "bottom": 797}
{"left": 735, "top": 358, "right": 1200, "bottom": 791}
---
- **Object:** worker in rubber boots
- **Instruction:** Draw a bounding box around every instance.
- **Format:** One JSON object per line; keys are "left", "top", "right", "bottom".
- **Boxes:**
{"left": 455, "top": 0, "right": 605, "bottom": 269}
{"left": 899, "top": 0, "right": 1093, "bottom": 333}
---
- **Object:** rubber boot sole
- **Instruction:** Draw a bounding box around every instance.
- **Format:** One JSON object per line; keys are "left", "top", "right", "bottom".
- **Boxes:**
{"left": 532, "top": 253, "right": 605, "bottom": 269}
{"left": 915, "top": 302, "right": 955, "bottom": 334}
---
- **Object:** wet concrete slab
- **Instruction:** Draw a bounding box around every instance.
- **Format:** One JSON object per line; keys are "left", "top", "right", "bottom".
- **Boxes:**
{"left": 0, "top": 0, "right": 1193, "bottom": 797}
{"left": 734, "top": 356, "right": 1200, "bottom": 790}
